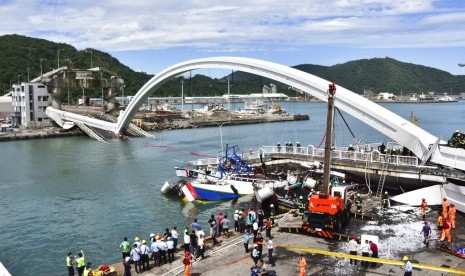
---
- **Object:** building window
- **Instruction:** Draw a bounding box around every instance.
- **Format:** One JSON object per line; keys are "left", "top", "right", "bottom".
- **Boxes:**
{"left": 43, "top": 96, "right": 49, "bottom": 101}
{"left": 38, "top": 96, "right": 42, "bottom": 101}
{"left": 38, "top": 118, "right": 43, "bottom": 122}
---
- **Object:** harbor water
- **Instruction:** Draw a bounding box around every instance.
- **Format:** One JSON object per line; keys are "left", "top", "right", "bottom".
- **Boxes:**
{"left": 1, "top": 101, "right": 464, "bottom": 275}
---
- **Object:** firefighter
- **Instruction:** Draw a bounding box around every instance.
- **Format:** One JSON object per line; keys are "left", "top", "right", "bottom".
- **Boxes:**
{"left": 298, "top": 196, "right": 305, "bottom": 218}
{"left": 437, "top": 212, "right": 444, "bottom": 232}
{"left": 420, "top": 198, "right": 427, "bottom": 221}
{"left": 449, "top": 203, "right": 456, "bottom": 229}
{"left": 442, "top": 197, "right": 449, "bottom": 218}
{"left": 355, "top": 193, "right": 362, "bottom": 214}
{"left": 440, "top": 218, "right": 452, "bottom": 244}
{"left": 381, "top": 191, "right": 389, "bottom": 210}
{"left": 269, "top": 204, "right": 276, "bottom": 227}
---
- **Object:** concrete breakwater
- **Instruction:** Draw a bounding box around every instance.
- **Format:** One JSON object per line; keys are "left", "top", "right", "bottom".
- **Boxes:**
{"left": 0, "top": 128, "right": 84, "bottom": 142}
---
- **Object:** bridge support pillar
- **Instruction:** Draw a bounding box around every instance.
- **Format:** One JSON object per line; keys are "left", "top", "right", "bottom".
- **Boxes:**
{"left": 51, "top": 75, "right": 62, "bottom": 110}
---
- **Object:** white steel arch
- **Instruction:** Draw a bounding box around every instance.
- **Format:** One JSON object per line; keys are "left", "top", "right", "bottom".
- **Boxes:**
{"left": 116, "top": 57, "right": 438, "bottom": 159}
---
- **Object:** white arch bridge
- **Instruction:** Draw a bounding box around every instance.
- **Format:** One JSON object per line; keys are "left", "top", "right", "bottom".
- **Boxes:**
{"left": 46, "top": 57, "right": 465, "bottom": 171}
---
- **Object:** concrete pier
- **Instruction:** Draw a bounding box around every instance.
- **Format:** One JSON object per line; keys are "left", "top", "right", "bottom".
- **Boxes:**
{"left": 106, "top": 207, "right": 465, "bottom": 276}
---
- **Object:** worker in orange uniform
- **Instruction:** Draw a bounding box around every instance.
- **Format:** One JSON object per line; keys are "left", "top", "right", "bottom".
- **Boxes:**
{"left": 442, "top": 197, "right": 449, "bottom": 218}
{"left": 420, "top": 198, "right": 427, "bottom": 221}
{"left": 449, "top": 203, "right": 456, "bottom": 229}
{"left": 182, "top": 251, "right": 192, "bottom": 276}
{"left": 440, "top": 218, "right": 452, "bottom": 243}
{"left": 299, "top": 253, "right": 307, "bottom": 276}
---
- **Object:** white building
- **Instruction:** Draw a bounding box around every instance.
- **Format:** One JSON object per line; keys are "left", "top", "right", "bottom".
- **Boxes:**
{"left": 11, "top": 82, "right": 52, "bottom": 128}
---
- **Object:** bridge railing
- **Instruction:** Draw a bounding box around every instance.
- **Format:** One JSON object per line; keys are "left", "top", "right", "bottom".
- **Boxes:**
{"left": 258, "top": 144, "right": 420, "bottom": 168}
{"left": 187, "top": 157, "right": 220, "bottom": 167}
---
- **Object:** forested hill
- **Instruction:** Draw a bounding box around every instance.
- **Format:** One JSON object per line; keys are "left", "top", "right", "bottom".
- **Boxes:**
{"left": 1, "top": 34, "right": 464, "bottom": 99}
{"left": 293, "top": 58, "right": 465, "bottom": 95}
{"left": 0, "top": 34, "right": 152, "bottom": 96}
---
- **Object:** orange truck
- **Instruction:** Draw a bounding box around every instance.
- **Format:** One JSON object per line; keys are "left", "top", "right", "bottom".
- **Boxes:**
{"left": 306, "top": 186, "right": 351, "bottom": 233}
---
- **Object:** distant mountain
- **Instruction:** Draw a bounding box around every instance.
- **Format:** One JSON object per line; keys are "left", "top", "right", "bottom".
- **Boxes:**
{"left": 231, "top": 58, "right": 465, "bottom": 95}
{"left": 1, "top": 34, "right": 464, "bottom": 100}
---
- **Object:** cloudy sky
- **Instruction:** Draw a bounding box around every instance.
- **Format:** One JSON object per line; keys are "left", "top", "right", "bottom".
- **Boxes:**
{"left": 1, "top": 0, "right": 465, "bottom": 77}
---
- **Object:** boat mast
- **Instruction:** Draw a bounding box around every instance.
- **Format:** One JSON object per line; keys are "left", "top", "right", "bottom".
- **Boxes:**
{"left": 322, "top": 83, "right": 336, "bottom": 194}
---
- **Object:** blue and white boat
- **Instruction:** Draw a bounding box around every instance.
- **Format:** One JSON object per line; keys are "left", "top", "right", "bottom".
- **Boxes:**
{"left": 189, "top": 174, "right": 288, "bottom": 201}
{"left": 176, "top": 145, "right": 287, "bottom": 201}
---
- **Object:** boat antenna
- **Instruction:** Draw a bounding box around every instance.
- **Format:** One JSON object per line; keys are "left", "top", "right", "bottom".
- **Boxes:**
{"left": 322, "top": 83, "right": 336, "bottom": 194}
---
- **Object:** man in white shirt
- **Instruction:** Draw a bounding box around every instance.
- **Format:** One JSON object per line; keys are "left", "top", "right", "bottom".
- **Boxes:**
{"left": 166, "top": 236, "right": 175, "bottom": 263}
{"left": 140, "top": 240, "right": 150, "bottom": 271}
{"left": 252, "top": 220, "right": 259, "bottom": 242}
{"left": 150, "top": 238, "right": 160, "bottom": 267}
{"left": 183, "top": 228, "right": 191, "bottom": 252}
{"left": 266, "top": 238, "right": 275, "bottom": 266}
{"left": 348, "top": 235, "right": 358, "bottom": 265}
{"left": 361, "top": 240, "right": 370, "bottom": 268}
{"left": 156, "top": 238, "right": 168, "bottom": 265}
{"left": 197, "top": 228, "right": 205, "bottom": 259}
{"left": 171, "top": 227, "right": 179, "bottom": 252}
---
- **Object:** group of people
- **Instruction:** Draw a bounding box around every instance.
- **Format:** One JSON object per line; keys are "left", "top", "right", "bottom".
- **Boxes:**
{"left": 66, "top": 251, "right": 90, "bottom": 276}
{"left": 119, "top": 226, "right": 180, "bottom": 275}
{"left": 347, "top": 236, "right": 378, "bottom": 268}
{"left": 116, "top": 206, "right": 278, "bottom": 276}
{"left": 436, "top": 197, "right": 457, "bottom": 245}
{"left": 276, "top": 141, "right": 302, "bottom": 153}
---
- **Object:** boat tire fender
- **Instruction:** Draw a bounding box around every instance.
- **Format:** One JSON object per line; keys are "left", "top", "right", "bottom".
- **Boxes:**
{"left": 230, "top": 184, "right": 239, "bottom": 195}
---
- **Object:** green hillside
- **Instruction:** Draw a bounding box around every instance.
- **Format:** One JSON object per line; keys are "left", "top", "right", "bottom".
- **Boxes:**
{"left": 1, "top": 34, "right": 464, "bottom": 100}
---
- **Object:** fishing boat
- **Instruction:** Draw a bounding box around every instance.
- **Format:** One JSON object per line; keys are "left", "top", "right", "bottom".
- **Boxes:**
{"left": 175, "top": 145, "right": 288, "bottom": 201}
{"left": 188, "top": 173, "right": 288, "bottom": 201}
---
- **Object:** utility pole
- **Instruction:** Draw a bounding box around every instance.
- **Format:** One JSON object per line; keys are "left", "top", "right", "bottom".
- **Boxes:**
{"left": 322, "top": 83, "right": 336, "bottom": 194}
{"left": 57, "top": 48, "right": 64, "bottom": 68}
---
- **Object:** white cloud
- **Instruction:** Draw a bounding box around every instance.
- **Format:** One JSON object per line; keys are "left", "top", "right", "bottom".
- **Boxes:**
{"left": 1, "top": 0, "right": 465, "bottom": 75}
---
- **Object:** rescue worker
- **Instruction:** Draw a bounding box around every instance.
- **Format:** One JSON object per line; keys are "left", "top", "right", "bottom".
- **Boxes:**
{"left": 382, "top": 191, "right": 389, "bottom": 210}
{"left": 449, "top": 203, "right": 456, "bottom": 229}
{"left": 76, "top": 251, "right": 86, "bottom": 276}
{"left": 355, "top": 193, "right": 362, "bottom": 214}
{"left": 299, "top": 253, "right": 306, "bottom": 276}
{"left": 440, "top": 218, "right": 452, "bottom": 244}
{"left": 269, "top": 204, "right": 276, "bottom": 227}
{"left": 437, "top": 212, "right": 444, "bottom": 232}
{"left": 402, "top": 256, "right": 412, "bottom": 276}
{"left": 442, "top": 197, "right": 449, "bottom": 218}
{"left": 83, "top": 262, "right": 92, "bottom": 276}
{"left": 420, "top": 198, "right": 427, "bottom": 221}
{"left": 182, "top": 251, "right": 192, "bottom": 276}
{"left": 298, "top": 195, "right": 305, "bottom": 218}
{"left": 348, "top": 235, "right": 358, "bottom": 265}
{"left": 66, "top": 252, "right": 75, "bottom": 276}
{"left": 276, "top": 142, "right": 281, "bottom": 152}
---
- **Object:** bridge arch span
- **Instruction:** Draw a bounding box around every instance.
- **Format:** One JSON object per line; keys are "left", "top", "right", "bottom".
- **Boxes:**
{"left": 116, "top": 57, "right": 438, "bottom": 159}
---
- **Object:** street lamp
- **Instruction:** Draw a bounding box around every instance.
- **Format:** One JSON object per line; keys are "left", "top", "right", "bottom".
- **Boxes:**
{"left": 181, "top": 79, "right": 184, "bottom": 110}
{"left": 17, "top": 74, "right": 22, "bottom": 84}
{"left": 57, "top": 48, "right": 64, "bottom": 68}
{"left": 218, "top": 121, "right": 230, "bottom": 153}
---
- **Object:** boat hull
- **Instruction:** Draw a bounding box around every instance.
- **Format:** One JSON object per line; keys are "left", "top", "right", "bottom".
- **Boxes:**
{"left": 191, "top": 183, "right": 241, "bottom": 201}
